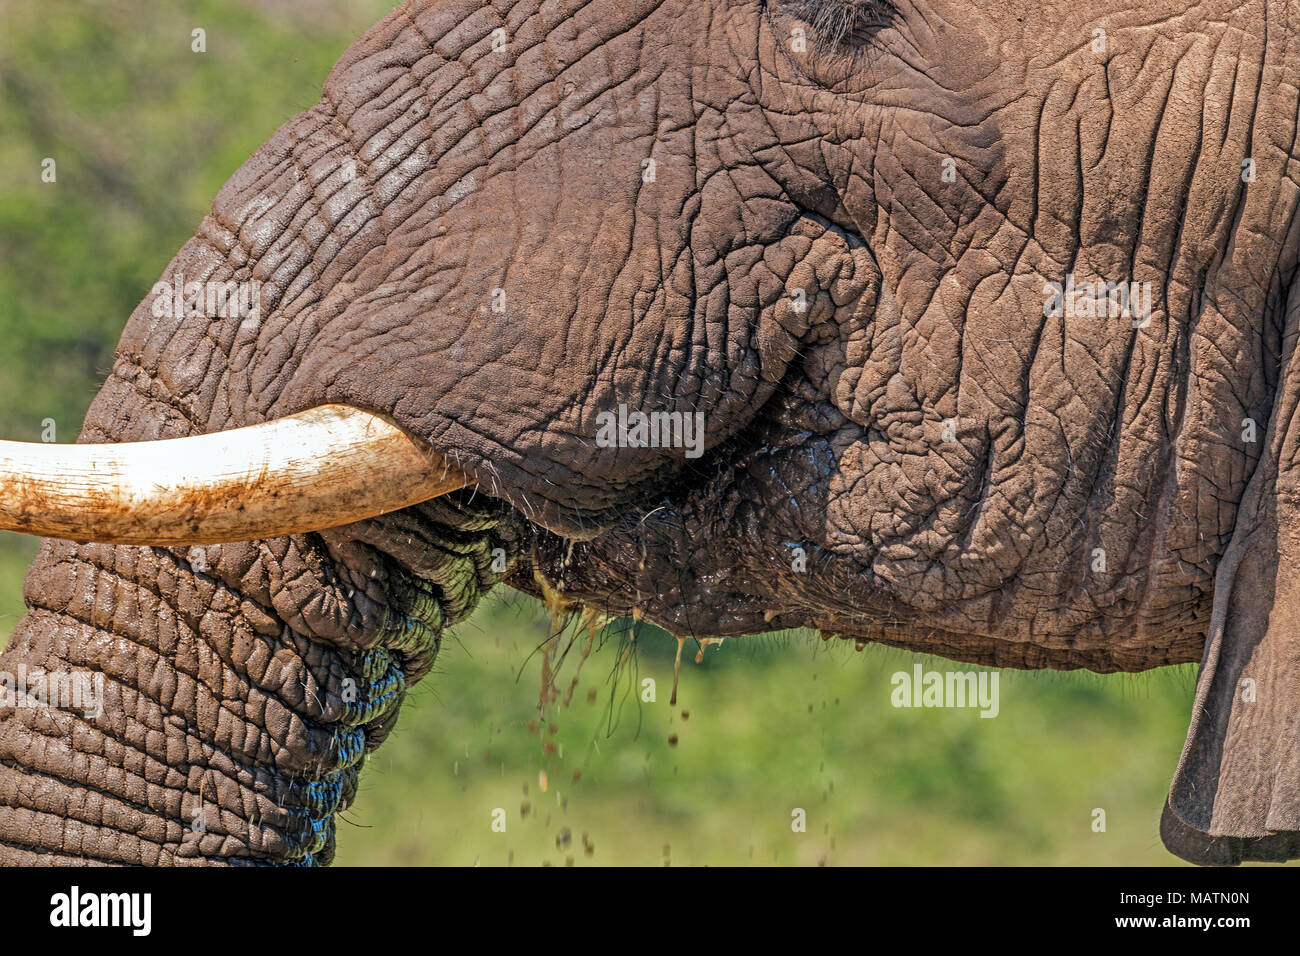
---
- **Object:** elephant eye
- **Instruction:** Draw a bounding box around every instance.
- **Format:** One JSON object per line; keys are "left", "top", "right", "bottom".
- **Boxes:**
{"left": 776, "top": 0, "right": 897, "bottom": 49}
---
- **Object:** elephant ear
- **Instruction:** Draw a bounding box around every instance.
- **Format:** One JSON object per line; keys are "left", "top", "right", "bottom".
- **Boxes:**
{"left": 1163, "top": 309, "right": 1300, "bottom": 865}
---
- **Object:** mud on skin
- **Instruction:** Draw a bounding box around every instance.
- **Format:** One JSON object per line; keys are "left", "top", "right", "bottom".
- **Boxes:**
{"left": 1, "top": 0, "right": 1299, "bottom": 865}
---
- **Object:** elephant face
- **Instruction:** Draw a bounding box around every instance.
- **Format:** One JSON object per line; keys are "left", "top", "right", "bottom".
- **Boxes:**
{"left": 513, "top": 0, "right": 1286, "bottom": 671}
{"left": 1, "top": 0, "right": 1299, "bottom": 865}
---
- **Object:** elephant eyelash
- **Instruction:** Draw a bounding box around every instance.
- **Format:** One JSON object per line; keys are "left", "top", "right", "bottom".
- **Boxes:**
{"left": 776, "top": 0, "right": 898, "bottom": 51}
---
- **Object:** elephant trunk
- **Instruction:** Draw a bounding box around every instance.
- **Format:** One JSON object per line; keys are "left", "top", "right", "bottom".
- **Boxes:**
{"left": 0, "top": 4, "right": 538, "bottom": 857}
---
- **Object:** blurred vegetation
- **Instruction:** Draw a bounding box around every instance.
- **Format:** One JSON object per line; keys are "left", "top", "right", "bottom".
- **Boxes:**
{"left": 0, "top": 0, "right": 1247, "bottom": 866}
{"left": 349, "top": 600, "right": 1204, "bottom": 866}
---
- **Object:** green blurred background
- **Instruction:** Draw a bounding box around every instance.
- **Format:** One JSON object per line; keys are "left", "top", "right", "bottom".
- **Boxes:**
{"left": 0, "top": 0, "right": 1238, "bottom": 866}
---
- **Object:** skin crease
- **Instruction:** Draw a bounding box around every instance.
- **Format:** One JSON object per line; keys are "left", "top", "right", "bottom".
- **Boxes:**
{"left": 0, "top": 0, "right": 1298, "bottom": 864}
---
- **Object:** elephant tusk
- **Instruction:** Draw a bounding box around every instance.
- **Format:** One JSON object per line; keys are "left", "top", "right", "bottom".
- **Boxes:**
{"left": 0, "top": 404, "right": 472, "bottom": 546}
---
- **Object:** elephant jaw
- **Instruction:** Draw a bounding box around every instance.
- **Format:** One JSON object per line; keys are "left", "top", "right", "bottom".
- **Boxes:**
{"left": 0, "top": 404, "right": 471, "bottom": 545}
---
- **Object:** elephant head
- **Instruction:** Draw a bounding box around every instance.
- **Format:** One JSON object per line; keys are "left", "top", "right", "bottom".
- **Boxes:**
{"left": 1, "top": 0, "right": 1298, "bottom": 865}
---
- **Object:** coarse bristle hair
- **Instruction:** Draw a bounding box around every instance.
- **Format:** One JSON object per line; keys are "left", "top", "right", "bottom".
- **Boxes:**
{"left": 780, "top": 0, "right": 896, "bottom": 47}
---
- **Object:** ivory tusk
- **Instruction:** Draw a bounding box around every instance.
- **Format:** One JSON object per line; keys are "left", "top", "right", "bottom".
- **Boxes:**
{"left": 0, "top": 404, "right": 471, "bottom": 546}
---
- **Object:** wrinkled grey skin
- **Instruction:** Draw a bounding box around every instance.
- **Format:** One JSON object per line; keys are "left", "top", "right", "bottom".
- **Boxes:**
{"left": 2, "top": 0, "right": 1299, "bottom": 865}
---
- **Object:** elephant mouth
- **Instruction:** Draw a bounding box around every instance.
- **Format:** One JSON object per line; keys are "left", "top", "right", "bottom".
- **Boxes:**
{"left": 0, "top": 404, "right": 471, "bottom": 546}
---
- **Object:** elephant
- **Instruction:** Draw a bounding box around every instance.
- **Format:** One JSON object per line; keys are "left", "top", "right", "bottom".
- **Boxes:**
{"left": 0, "top": 0, "right": 1297, "bottom": 866}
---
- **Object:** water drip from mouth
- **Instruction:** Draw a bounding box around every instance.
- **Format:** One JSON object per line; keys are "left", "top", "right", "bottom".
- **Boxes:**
{"left": 532, "top": 571, "right": 611, "bottom": 752}
{"left": 671, "top": 636, "right": 685, "bottom": 706}
{"left": 670, "top": 635, "right": 724, "bottom": 705}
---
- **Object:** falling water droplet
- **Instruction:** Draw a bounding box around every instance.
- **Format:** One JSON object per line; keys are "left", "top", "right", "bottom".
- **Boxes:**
{"left": 671, "top": 636, "right": 685, "bottom": 705}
